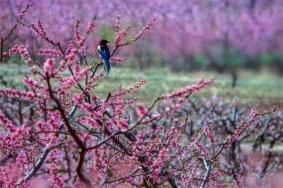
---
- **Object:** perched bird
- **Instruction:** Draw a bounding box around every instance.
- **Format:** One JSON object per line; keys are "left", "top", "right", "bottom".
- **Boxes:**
{"left": 97, "top": 39, "right": 111, "bottom": 76}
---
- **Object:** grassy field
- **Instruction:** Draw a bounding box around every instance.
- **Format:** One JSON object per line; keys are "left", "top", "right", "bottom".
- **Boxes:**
{"left": 0, "top": 64, "right": 282, "bottom": 106}
{"left": 96, "top": 67, "right": 283, "bottom": 106}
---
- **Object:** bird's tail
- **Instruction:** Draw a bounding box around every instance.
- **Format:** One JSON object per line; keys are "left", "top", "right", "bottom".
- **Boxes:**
{"left": 103, "top": 58, "right": 111, "bottom": 76}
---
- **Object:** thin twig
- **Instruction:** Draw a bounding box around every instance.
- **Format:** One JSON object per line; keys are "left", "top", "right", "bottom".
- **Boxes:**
{"left": 0, "top": 38, "right": 3, "bottom": 62}
{"left": 200, "top": 158, "right": 212, "bottom": 188}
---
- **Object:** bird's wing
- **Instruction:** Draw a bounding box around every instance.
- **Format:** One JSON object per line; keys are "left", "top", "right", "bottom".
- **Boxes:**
{"left": 105, "top": 50, "right": 110, "bottom": 59}
{"left": 98, "top": 49, "right": 110, "bottom": 60}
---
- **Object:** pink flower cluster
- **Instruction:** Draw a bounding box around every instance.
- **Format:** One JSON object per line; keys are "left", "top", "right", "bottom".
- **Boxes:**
{"left": 74, "top": 19, "right": 95, "bottom": 47}
{"left": 0, "top": 110, "right": 15, "bottom": 132}
{"left": 4, "top": 44, "right": 30, "bottom": 61}
{"left": 39, "top": 48, "right": 61, "bottom": 57}
{"left": 250, "top": 107, "right": 257, "bottom": 120}
{"left": 111, "top": 56, "right": 125, "bottom": 64}
{"left": 204, "top": 124, "right": 215, "bottom": 146}
{"left": 134, "top": 18, "right": 157, "bottom": 41}
{"left": 136, "top": 103, "right": 148, "bottom": 117}
{"left": 0, "top": 88, "right": 38, "bottom": 101}
{"left": 43, "top": 59, "right": 56, "bottom": 76}
{"left": 31, "top": 20, "right": 58, "bottom": 46}
{"left": 162, "top": 79, "right": 213, "bottom": 99}
{"left": 59, "top": 66, "right": 92, "bottom": 90}
{"left": 113, "top": 15, "right": 130, "bottom": 45}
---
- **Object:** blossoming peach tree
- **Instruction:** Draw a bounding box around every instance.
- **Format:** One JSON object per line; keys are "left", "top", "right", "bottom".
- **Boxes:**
{"left": 0, "top": 5, "right": 278, "bottom": 188}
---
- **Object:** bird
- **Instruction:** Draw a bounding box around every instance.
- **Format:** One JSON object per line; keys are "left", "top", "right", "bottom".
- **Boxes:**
{"left": 97, "top": 39, "right": 111, "bottom": 76}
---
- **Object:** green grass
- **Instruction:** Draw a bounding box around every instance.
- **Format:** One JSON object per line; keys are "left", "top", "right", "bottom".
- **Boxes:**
{"left": 96, "top": 67, "right": 283, "bottom": 106}
{"left": 1, "top": 64, "right": 282, "bottom": 106}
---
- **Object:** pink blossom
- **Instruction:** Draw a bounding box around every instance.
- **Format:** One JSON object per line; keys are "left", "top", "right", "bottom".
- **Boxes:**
{"left": 0, "top": 88, "right": 39, "bottom": 101}
{"left": 43, "top": 59, "right": 56, "bottom": 76}
{"left": 134, "top": 18, "right": 157, "bottom": 41}
{"left": 115, "top": 26, "right": 130, "bottom": 45}
{"left": 250, "top": 107, "right": 257, "bottom": 119}
{"left": 111, "top": 56, "right": 125, "bottom": 64}
{"left": 39, "top": 48, "right": 61, "bottom": 57}
{"left": 136, "top": 103, "right": 148, "bottom": 117}
{"left": 162, "top": 79, "right": 213, "bottom": 99}
{"left": 114, "top": 15, "right": 121, "bottom": 33}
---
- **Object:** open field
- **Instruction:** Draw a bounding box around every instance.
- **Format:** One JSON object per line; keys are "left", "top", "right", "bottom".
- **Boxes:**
{"left": 1, "top": 64, "right": 282, "bottom": 106}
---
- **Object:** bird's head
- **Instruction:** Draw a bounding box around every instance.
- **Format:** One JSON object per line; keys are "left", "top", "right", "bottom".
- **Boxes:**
{"left": 99, "top": 39, "right": 109, "bottom": 46}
